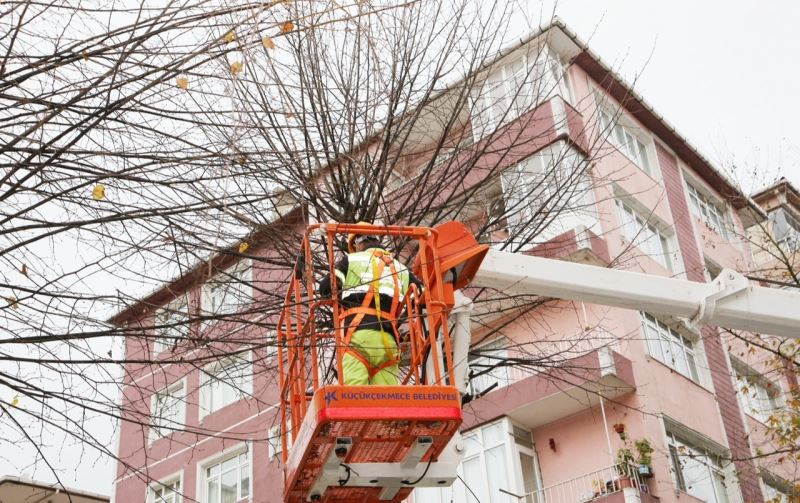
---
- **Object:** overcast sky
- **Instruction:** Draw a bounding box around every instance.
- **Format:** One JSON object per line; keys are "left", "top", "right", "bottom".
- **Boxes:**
{"left": 4, "top": 1, "right": 799, "bottom": 497}
{"left": 549, "top": 0, "right": 800, "bottom": 191}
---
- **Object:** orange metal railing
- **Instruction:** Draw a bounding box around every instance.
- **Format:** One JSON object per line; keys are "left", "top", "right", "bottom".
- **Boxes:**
{"left": 276, "top": 223, "right": 465, "bottom": 464}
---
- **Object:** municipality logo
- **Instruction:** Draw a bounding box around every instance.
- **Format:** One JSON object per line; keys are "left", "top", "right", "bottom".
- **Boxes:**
{"left": 325, "top": 390, "right": 337, "bottom": 406}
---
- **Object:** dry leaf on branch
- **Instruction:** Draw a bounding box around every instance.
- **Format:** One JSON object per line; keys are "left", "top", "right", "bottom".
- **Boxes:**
{"left": 230, "top": 61, "right": 244, "bottom": 75}
{"left": 176, "top": 77, "right": 189, "bottom": 90}
{"left": 224, "top": 30, "right": 236, "bottom": 43}
{"left": 239, "top": 242, "right": 250, "bottom": 253}
{"left": 262, "top": 36, "right": 276, "bottom": 49}
{"left": 92, "top": 184, "right": 106, "bottom": 200}
{"left": 20, "top": 264, "right": 28, "bottom": 277}
{"left": 5, "top": 297, "right": 18, "bottom": 309}
{"left": 281, "top": 21, "right": 294, "bottom": 33}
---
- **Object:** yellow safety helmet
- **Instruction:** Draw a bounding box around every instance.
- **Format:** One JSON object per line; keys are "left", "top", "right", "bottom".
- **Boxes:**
{"left": 347, "top": 221, "right": 373, "bottom": 253}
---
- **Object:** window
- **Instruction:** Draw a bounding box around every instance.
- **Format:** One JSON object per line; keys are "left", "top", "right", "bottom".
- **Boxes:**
{"left": 468, "top": 338, "right": 513, "bottom": 396}
{"left": 667, "top": 431, "right": 730, "bottom": 503}
{"left": 763, "top": 477, "right": 794, "bottom": 503}
{"left": 640, "top": 313, "right": 699, "bottom": 382}
{"left": 154, "top": 296, "right": 189, "bottom": 354}
{"left": 617, "top": 201, "right": 672, "bottom": 270}
{"left": 598, "top": 107, "right": 654, "bottom": 177}
{"left": 686, "top": 184, "right": 730, "bottom": 239}
{"left": 200, "top": 354, "right": 252, "bottom": 417}
{"left": 203, "top": 260, "right": 253, "bottom": 318}
{"left": 203, "top": 450, "right": 250, "bottom": 503}
{"left": 150, "top": 380, "right": 186, "bottom": 440}
{"left": 415, "top": 418, "right": 541, "bottom": 503}
{"left": 148, "top": 478, "right": 182, "bottom": 503}
{"left": 732, "top": 363, "right": 782, "bottom": 423}
{"left": 472, "top": 44, "right": 572, "bottom": 138}
{"left": 773, "top": 209, "right": 800, "bottom": 251}
{"left": 501, "top": 141, "right": 596, "bottom": 247}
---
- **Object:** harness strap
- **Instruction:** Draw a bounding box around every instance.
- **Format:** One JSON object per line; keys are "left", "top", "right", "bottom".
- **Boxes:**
{"left": 340, "top": 249, "right": 403, "bottom": 378}
{"left": 341, "top": 306, "right": 397, "bottom": 322}
{"left": 344, "top": 345, "right": 399, "bottom": 380}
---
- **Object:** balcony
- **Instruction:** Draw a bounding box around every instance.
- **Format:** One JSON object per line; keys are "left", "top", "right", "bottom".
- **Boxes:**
{"left": 522, "top": 463, "right": 656, "bottom": 503}
{"left": 462, "top": 348, "right": 635, "bottom": 430}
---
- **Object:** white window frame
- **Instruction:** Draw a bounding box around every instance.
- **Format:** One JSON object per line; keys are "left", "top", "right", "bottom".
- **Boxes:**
{"left": 665, "top": 427, "right": 733, "bottom": 503}
{"left": 154, "top": 295, "right": 190, "bottom": 354}
{"left": 202, "top": 259, "right": 253, "bottom": 320}
{"left": 471, "top": 44, "right": 574, "bottom": 140}
{"left": 616, "top": 199, "right": 674, "bottom": 271}
{"left": 197, "top": 443, "right": 252, "bottom": 503}
{"left": 468, "top": 338, "right": 514, "bottom": 397}
{"left": 150, "top": 378, "right": 187, "bottom": 442}
{"left": 415, "top": 418, "right": 541, "bottom": 503}
{"left": 686, "top": 182, "right": 731, "bottom": 240}
{"left": 500, "top": 141, "right": 597, "bottom": 248}
{"left": 199, "top": 352, "right": 253, "bottom": 419}
{"left": 775, "top": 208, "right": 800, "bottom": 252}
{"left": 147, "top": 471, "right": 183, "bottom": 503}
{"left": 594, "top": 94, "right": 657, "bottom": 179}
{"left": 640, "top": 312, "right": 700, "bottom": 383}
{"left": 731, "top": 360, "right": 783, "bottom": 424}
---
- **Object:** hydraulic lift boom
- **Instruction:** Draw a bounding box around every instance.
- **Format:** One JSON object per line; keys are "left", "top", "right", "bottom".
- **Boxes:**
{"left": 279, "top": 222, "right": 799, "bottom": 503}
{"left": 471, "top": 249, "right": 800, "bottom": 339}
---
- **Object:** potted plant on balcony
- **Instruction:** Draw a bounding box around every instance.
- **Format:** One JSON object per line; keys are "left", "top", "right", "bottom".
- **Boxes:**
{"left": 615, "top": 446, "right": 635, "bottom": 489}
{"left": 634, "top": 439, "right": 654, "bottom": 478}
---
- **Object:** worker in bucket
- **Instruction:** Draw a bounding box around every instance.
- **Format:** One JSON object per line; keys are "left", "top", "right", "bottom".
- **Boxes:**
{"left": 318, "top": 222, "right": 422, "bottom": 385}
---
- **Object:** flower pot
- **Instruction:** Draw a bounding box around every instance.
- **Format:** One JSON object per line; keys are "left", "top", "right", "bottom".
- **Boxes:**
{"left": 618, "top": 476, "right": 633, "bottom": 489}
{"left": 613, "top": 423, "right": 625, "bottom": 434}
{"left": 637, "top": 464, "right": 653, "bottom": 478}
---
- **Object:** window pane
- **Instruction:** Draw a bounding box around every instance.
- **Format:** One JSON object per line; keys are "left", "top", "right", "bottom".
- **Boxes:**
{"left": 520, "top": 452, "right": 539, "bottom": 502}
{"left": 220, "top": 468, "right": 238, "bottom": 503}
{"left": 642, "top": 316, "right": 664, "bottom": 361}
{"left": 486, "top": 445, "right": 511, "bottom": 503}
{"left": 221, "top": 456, "right": 237, "bottom": 473}
{"left": 240, "top": 465, "right": 250, "bottom": 497}
{"left": 207, "top": 479, "right": 220, "bottom": 503}
{"left": 682, "top": 456, "right": 717, "bottom": 503}
{"left": 712, "top": 470, "right": 730, "bottom": 503}
{"left": 686, "top": 352, "right": 699, "bottom": 381}
{"left": 637, "top": 140, "right": 649, "bottom": 171}
{"left": 463, "top": 457, "right": 483, "bottom": 503}
{"left": 672, "top": 341, "right": 690, "bottom": 377}
{"left": 614, "top": 124, "right": 626, "bottom": 146}
{"left": 483, "top": 422, "right": 505, "bottom": 446}
{"left": 463, "top": 434, "right": 481, "bottom": 458}
{"left": 659, "top": 333, "right": 673, "bottom": 366}
{"left": 669, "top": 444, "right": 687, "bottom": 491}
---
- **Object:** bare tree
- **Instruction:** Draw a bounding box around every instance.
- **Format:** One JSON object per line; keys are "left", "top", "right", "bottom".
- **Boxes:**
{"left": 0, "top": 0, "right": 641, "bottom": 499}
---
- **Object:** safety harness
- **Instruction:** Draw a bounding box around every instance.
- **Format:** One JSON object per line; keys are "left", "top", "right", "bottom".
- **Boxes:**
{"left": 339, "top": 249, "right": 403, "bottom": 381}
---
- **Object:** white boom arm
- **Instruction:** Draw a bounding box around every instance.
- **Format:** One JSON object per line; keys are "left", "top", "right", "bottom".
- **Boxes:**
{"left": 468, "top": 249, "right": 800, "bottom": 339}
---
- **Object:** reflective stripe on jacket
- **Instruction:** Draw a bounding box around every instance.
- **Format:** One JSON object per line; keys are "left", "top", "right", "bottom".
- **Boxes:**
{"left": 340, "top": 248, "right": 410, "bottom": 302}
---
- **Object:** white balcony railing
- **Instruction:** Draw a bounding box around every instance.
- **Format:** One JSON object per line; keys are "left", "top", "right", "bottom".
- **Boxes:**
{"left": 526, "top": 463, "right": 645, "bottom": 503}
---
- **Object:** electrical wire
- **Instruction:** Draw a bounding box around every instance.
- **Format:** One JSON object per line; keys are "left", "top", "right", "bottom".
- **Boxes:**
{"left": 401, "top": 456, "right": 433, "bottom": 485}
{"left": 457, "top": 473, "right": 483, "bottom": 502}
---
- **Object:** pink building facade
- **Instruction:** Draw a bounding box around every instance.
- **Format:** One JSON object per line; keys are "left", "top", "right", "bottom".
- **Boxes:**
{"left": 112, "top": 22, "right": 797, "bottom": 503}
